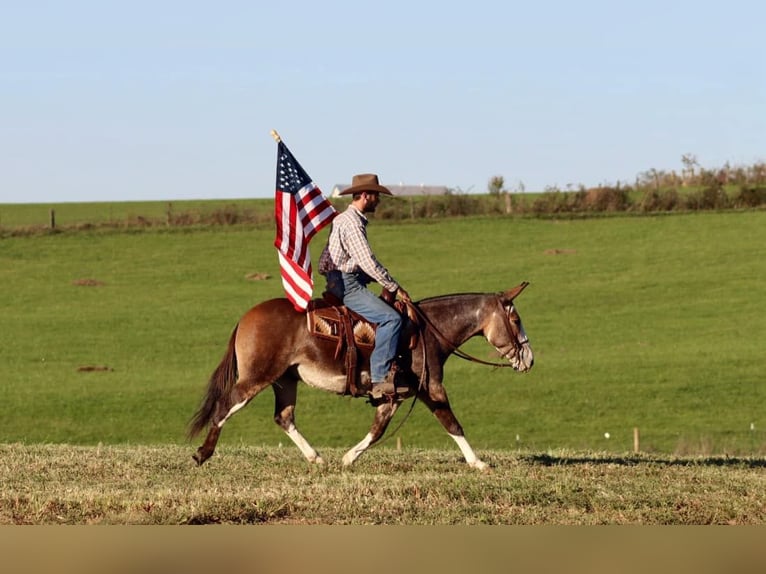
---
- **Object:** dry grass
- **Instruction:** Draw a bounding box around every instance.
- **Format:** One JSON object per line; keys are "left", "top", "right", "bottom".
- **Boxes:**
{"left": 2, "top": 443, "right": 764, "bottom": 525}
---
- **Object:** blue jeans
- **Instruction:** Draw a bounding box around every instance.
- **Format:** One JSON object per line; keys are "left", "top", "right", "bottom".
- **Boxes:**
{"left": 325, "top": 270, "right": 402, "bottom": 383}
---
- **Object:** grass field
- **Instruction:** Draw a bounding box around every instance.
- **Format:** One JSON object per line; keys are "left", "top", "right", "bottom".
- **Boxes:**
{"left": 1, "top": 208, "right": 764, "bottom": 457}
{"left": 2, "top": 443, "right": 764, "bottom": 525}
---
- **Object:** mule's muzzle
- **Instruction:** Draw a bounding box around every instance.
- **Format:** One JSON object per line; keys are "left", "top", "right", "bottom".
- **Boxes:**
{"left": 512, "top": 342, "right": 534, "bottom": 372}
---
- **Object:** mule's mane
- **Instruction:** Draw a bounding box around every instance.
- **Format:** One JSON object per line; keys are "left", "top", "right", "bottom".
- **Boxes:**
{"left": 416, "top": 292, "right": 493, "bottom": 306}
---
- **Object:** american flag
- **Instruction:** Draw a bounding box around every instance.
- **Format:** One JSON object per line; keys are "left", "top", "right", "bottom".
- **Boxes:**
{"left": 274, "top": 139, "right": 337, "bottom": 311}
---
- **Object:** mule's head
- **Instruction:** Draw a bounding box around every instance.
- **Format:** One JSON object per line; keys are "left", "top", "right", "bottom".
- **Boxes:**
{"left": 485, "top": 282, "right": 534, "bottom": 372}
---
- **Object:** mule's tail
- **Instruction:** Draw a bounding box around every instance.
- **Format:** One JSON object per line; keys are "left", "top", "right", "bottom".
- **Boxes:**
{"left": 187, "top": 325, "right": 239, "bottom": 439}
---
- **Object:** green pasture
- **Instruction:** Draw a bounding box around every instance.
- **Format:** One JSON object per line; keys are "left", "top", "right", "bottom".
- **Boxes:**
{"left": 1, "top": 210, "right": 764, "bottom": 456}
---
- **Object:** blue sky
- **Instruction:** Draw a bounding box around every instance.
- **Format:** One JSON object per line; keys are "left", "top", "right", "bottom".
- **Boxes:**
{"left": 1, "top": 0, "right": 764, "bottom": 204}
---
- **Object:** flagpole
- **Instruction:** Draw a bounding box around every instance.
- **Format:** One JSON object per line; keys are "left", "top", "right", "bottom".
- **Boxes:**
{"left": 270, "top": 129, "right": 282, "bottom": 143}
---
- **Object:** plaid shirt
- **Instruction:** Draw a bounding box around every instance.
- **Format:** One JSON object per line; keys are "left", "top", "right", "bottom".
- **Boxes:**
{"left": 318, "top": 205, "right": 399, "bottom": 292}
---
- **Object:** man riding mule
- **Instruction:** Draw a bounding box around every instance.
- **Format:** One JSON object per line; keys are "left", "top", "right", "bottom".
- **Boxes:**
{"left": 318, "top": 173, "right": 412, "bottom": 400}
{"left": 188, "top": 282, "right": 534, "bottom": 470}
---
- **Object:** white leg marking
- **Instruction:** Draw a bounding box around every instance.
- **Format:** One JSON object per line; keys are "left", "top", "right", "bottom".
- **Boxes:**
{"left": 450, "top": 434, "right": 488, "bottom": 470}
{"left": 286, "top": 424, "right": 324, "bottom": 464}
{"left": 217, "top": 399, "right": 248, "bottom": 428}
{"left": 342, "top": 432, "right": 375, "bottom": 466}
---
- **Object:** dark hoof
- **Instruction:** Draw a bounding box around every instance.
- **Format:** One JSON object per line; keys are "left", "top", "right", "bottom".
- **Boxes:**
{"left": 192, "top": 450, "right": 210, "bottom": 466}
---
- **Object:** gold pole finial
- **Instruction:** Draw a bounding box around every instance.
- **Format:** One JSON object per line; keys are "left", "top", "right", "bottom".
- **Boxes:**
{"left": 270, "top": 129, "right": 282, "bottom": 143}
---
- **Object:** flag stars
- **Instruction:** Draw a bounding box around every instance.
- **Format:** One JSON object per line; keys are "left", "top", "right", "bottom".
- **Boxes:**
{"left": 278, "top": 153, "right": 311, "bottom": 195}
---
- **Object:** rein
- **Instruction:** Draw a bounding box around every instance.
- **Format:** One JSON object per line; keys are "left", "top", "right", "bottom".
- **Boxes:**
{"left": 405, "top": 298, "right": 522, "bottom": 369}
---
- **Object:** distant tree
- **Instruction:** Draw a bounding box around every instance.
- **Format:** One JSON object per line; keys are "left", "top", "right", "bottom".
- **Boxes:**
{"left": 681, "top": 153, "right": 699, "bottom": 186}
{"left": 488, "top": 175, "right": 504, "bottom": 195}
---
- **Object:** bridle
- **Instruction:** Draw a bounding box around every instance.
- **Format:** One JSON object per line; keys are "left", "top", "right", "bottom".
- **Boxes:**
{"left": 491, "top": 298, "right": 529, "bottom": 363}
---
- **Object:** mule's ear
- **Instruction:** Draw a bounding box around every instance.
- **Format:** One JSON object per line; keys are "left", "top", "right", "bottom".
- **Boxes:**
{"left": 502, "top": 281, "right": 529, "bottom": 302}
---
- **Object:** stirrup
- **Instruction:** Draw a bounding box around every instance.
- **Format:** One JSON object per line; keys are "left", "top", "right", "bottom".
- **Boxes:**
{"left": 370, "top": 382, "right": 409, "bottom": 399}
{"left": 370, "top": 366, "right": 409, "bottom": 398}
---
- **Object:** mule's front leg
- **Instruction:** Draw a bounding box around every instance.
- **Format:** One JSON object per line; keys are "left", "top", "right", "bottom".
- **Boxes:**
{"left": 342, "top": 401, "right": 400, "bottom": 466}
{"left": 449, "top": 434, "right": 488, "bottom": 471}
{"left": 420, "top": 389, "right": 488, "bottom": 470}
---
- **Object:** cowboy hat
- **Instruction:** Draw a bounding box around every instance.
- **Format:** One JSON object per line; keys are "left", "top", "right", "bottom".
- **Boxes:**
{"left": 338, "top": 173, "right": 392, "bottom": 196}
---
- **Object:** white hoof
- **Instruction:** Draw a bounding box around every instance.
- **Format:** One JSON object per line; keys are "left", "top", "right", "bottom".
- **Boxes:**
{"left": 312, "top": 456, "right": 325, "bottom": 465}
{"left": 470, "top": 459, "right": 489, "bottom": 471}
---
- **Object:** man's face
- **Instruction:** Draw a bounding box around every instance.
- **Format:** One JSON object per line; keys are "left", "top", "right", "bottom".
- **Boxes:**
{"left": 361, "top": 192, "right": 381, "bottom": 213}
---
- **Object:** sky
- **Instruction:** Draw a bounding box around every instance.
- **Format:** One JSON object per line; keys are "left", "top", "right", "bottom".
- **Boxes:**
{"left": 1, "top": 0, "right": 764, "bottom": 204}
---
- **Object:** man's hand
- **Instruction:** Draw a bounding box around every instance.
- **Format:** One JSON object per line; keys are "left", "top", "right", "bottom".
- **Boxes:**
{"left": 397, "top": 287, "right": 411, "bottom": 304}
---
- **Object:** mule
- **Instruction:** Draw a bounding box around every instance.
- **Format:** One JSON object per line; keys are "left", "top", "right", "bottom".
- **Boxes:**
{"left": 188, "top": 282, "right": 533, "bottom": 470}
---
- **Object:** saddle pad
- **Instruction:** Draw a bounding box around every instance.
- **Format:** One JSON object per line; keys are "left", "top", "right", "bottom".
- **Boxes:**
{"left": 307, "top": 304, "right": 376, "bottom": 349}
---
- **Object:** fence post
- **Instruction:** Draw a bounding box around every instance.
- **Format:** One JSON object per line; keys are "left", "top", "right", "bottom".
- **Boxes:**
{"left": 49, "top": 209, "right": 56, "bottom": 230}
{"left": 633, "top": 427, "right": 640, "bottom": 453}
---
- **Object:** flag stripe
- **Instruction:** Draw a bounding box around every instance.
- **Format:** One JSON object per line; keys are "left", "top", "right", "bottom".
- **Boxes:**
{"left": 278, "top": 251, "right": 312, "bottom": 309}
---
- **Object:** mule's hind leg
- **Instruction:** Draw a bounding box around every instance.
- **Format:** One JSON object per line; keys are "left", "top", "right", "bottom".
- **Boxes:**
{"left": 419, "top": 389, "right": 488, "bottom": 470}
{"left": 272, "top": 377, "right": 324, "bottom": 464}
{"left": 193, "top": 376, "right": 274, "bottom": 465}
{"left": 342, "top": 400, "right": 401, "bottom": 466}
{"left": 193, "top": 426, "right": 222, "bottom": 466}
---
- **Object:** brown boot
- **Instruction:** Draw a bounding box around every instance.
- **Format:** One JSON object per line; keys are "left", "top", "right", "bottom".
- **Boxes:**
{"left": 370, "top": 364, "right": 409, "bottom": 399}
